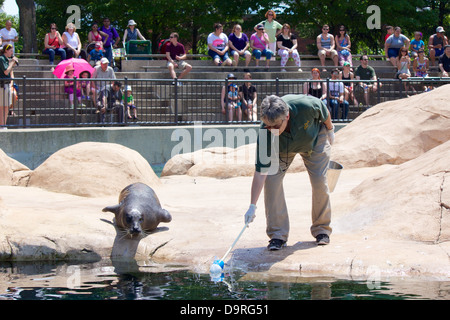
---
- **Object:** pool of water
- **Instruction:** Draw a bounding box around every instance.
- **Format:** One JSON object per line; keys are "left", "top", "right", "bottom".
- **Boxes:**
{"left": 1, "top": 261, "right": 448, "bottom": 301}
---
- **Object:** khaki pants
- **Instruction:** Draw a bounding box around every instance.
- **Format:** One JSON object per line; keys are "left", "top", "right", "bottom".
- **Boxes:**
{"left": 264, "top": 126, "right": 332, "bottom": 241}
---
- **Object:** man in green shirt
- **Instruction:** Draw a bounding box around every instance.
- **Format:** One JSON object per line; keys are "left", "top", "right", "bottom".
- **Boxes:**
{"left": 354, "top": 55, "right": 379, "bottom": 105}
{"left": 244, "top": 94, "right": 335, "bottom": 250}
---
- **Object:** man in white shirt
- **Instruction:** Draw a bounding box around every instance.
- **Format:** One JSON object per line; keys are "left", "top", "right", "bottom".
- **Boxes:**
{"left": 0, "top": 20, "right": 19, "bottom": 53}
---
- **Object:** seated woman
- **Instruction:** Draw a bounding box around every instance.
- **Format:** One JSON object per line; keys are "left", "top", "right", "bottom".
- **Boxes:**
{"left": 43, "top": 23, "right": 66, "bottom": 66}
{"left": 228, "top": 24, "right": 251, "bottom": 70}
{"left": 384, "top": 27, "right": 410, "bottom": 67}
{"left": 62, "top": 23, "right": 87, "bottom": 60}
{"left": 207, "top": 23, "right": 232, "bottom": 66}
{"left": 302, "top": 68, "right": 327, "bottom": 101}
{"left": 276, "top": 23, "right": 301, "bottom": 72}
{"left": 250, "top": 24, "right": 273, "bottom": 70}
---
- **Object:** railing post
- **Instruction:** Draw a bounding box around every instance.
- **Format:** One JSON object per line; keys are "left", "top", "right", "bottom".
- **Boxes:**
{"left": 124, "top": 77, "right": 128, "bottom": 125}
{"left": 377, "top": 78, "right": 381, "bottom": 104}
{"left": 399, "top": 78, "right": 403, "bottom": 98}
{"left": 174, "top": 78, "right": 178, "bottom": 125}
{"left": 276, "top": 77, "right": 279, "bottom": 96}
{"left": 225, "top": 77, "right": 229, "bottom": 122}
{"left": 326, "top": 78, "right": 331, "bottom": 115}
{"left": 22, "top": 76, "right": 26, "bottom": 128}
{"left": 73, "top": 76, "right": 78, "bottom": 126}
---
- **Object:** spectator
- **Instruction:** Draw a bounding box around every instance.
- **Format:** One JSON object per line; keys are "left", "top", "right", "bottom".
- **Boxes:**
{"left": 97, "top": 81, "right": 124, "bottom": 123}
{"left": 0, "top": 44, "right": 18, "bottom": 128}
{"left": 276, "top": 23, "right": 302, "bottom": 72}
{"left": 396, "top": 47, "right": 413, "bottom": 94}
{"left": 384, "top": 26, "right": 394, "bottom": 42}
{"left": 250, "top": 24, "right": 273, "bottom": 70}
{"left": 384, "top": 27, "right": 410, "bottom": 67}
{"left": 228, "top": 24, "right": 251, "bottom": 71}
{"left": 92, "top": 57, "right": 116, "bottom": 93}
{"left": 43, "top": 23, "right": 66, "bottom": 66}
{"left": 88, "top": 42, "right": 104, "bottom": 66}
{"left": 99, "top": 18, "right": 120, "bottom": 64}
{"left": 255, "top": 9, "right": 282, "bottom": 60}
{"left": 428, "top": 27, "right": 448, "bottom": 66}
{"left": 0, "top": 20, "right": 18, "bottom": 53}
{"left": 438, "top": 45, "right": 450, "bottom": 77}
{"left": 88, "top": 22, "right": 108, "bottom": 47}
{"left": 79, "top": 70, "right": 96, "bottom": 102}
{"left": 354, "top": 55, "right": 379, "bottom": 106}
{"left": 339, "top": 61, "right": 357, "bottom": 105}
{"left": 63, "top": 64, "right": 83, "bottom": 109}
{"left": 335, "top": 25, "right": 352, "bottom": 67}
{"left": 123, "top": 20, "right": 146, "bottom": 43}
{"left": 62, "top": 23, "right": 87, "bottom": 60}
{"left": 413, "top": 49, "right": 429, "bottom": 77}
{"left": 221, "top": 73, "right": 241, "bottom": 121}
{"left": 316, "top": 24, "right": 338, "bottom": 72}
{"left": 396, "top": 47, "right": 411, "bottom": 79}
{"left": 413, "top": 49, "right": 431, "bottom": 92}
{"left": 207, "top": 23, "right": 232, "bottom": 66}
{"left": 303, "top": 68, "right": 327, "bottom": 101}
{"left": 326, "top": 68, "right": 348, "bottom": 120}
{"left": 124, "top": 85, "right": 138, "bottom": 120}
{"left": 410, "top": 31, "right": 425, "bottom": 59}
{"left": 239, "top": 72, "right": 258, "bottom": 121}
{"left": 165, "top": 32, "right": 192, "bottom": 82}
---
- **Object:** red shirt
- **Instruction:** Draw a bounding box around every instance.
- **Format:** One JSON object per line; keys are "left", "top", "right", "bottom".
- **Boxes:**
{"left": 166, "top": 42, "right": 186, "bottom": 60}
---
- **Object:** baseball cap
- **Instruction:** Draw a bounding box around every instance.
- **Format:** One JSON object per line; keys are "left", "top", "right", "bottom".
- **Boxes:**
{"left": 100, "top": 57, "right": 109, "bottom": 64}
{"left": 436, "top": 26, "right": 445, "bottom": 33}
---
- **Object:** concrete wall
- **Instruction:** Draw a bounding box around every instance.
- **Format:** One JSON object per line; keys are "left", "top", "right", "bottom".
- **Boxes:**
{"left": 0, "top": 124, "right": 345, "bottom": 170}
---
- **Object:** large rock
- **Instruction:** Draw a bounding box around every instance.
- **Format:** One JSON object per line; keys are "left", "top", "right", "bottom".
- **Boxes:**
{"left": 331, "top": 84, "right": 450, "bottom": 168}
{"left": 27, "top": 142, "right": 160, "bottom": 197}
{"left": 0, "top": 148, "right": 31, "bottom": 186}
{"left": 161, "top": 144, "right": 306, "bottom": 178}
{"left": 336, "top": 139, "right": 450, "bottom": 243}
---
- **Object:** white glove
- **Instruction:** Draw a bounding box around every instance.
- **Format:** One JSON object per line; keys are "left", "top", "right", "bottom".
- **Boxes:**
{"left": 245, "top": 204, "right": 256, "bottom": 225}
{"left": 327, "top": 125, "right": 335, "bottom": 145}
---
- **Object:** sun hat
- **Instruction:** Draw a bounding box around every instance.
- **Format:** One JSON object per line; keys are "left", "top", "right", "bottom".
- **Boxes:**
{"left": 64, "top": 64, "right": 75, "bottom": 74}
{"left": 100, "top": 57, "right": 109, "bottom": 64}
{"left": 126, "top": 85, "right": 132, "bottom": 91}
{"left": 128, "top": 20, "right": 137, "bottom": 26}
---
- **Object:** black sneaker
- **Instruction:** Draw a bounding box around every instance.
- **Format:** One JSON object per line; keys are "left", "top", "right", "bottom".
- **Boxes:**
{"left": 316, "top": 234, "right": 330, "bottom": 245}
{"left": 267, "top": 239, "right": 286, "bottom": 251}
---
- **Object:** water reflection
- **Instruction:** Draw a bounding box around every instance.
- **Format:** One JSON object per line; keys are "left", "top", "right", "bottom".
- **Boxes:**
{"left": 0, "top": 261, "right": 449, "bottom": 300}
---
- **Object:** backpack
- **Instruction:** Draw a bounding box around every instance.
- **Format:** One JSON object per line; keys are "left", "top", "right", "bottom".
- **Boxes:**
{"left": 158, "top": 39, "right": 170, "bottom": 54}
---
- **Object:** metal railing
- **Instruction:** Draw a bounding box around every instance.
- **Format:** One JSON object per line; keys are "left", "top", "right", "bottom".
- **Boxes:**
{"left": 2, "top": 77, "right": 449, "bottom": 129}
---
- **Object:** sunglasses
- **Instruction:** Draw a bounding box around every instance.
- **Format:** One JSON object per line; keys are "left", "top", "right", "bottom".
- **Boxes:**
{"left": 265, "top": 118, "right": 286, "bottom": 130}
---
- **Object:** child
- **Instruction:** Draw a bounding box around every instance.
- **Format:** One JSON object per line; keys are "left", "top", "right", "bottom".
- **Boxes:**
{"left": 227, "top": 83, "right": 241, "bottom": 121}
{"left": 124, "top": 85, "right": 138, "bottom": 120}
{"left": 239, "top": 72, "right": 257, "bottom": 121}
{"left": 410, "top": 31, "right": 425, "bottom": 59}
{"left": 384, "top": 26, "right": 394, "bottom": 42}
{"left": 64, "top": 64, "right": 83, "bottom": 108}
{"left": 79, "top": 71, "right": 96, "bottom": 102}
{"left": 88, "top": 42, "right": 104, "bottom": 66}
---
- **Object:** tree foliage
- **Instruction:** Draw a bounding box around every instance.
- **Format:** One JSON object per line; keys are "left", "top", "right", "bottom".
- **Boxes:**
{"left": 32, "top": 0, "right": 450, "bottom": 54}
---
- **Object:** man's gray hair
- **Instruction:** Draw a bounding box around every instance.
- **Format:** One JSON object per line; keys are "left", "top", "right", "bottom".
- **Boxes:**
{"left": 260, "top": 95, "right": 289, "bottom": 123}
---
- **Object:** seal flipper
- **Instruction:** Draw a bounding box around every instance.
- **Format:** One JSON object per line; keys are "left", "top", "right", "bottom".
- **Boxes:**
{"left": 159, "top": 209, "right": 172, "bottom": 223}
{"left": 102, "top": 204, "right": 121, "bottom": 215}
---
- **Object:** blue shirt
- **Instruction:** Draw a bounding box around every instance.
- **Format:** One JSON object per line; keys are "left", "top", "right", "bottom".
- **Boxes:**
{"left": 89, "top": 49, "right": 104, "bottom": 61}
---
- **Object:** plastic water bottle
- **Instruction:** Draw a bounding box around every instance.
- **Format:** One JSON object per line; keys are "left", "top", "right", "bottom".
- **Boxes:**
{"left": 364, "top": 85, "right": 368, "bottom": 94}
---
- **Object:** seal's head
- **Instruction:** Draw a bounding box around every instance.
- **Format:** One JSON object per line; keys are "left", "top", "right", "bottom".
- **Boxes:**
{"left": 125, "top": 209, "right": 144, "bottom": 236}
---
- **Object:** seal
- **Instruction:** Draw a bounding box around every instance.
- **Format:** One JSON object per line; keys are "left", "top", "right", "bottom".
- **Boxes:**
{"left": 102, "top": 182, "right": 172, "bottom": 238}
